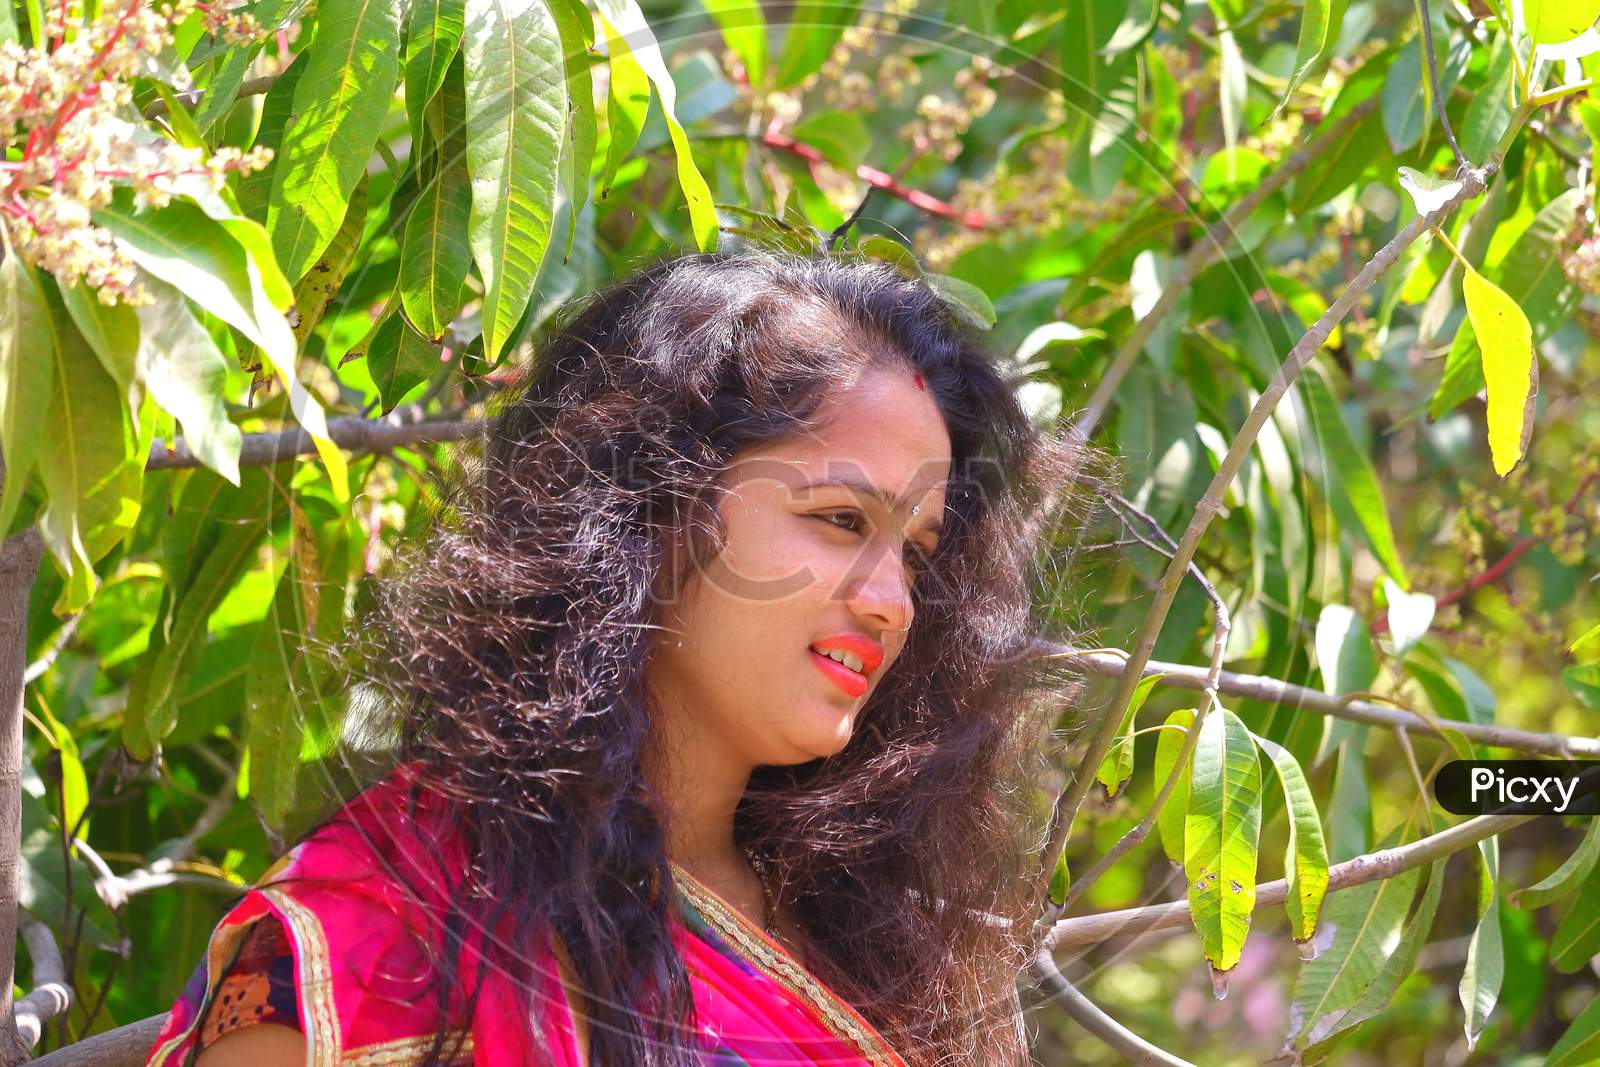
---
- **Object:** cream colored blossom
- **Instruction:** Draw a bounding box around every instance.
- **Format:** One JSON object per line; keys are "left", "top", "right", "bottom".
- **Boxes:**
{"left": 1, "top": 0, "right": 270, "bottom": 305}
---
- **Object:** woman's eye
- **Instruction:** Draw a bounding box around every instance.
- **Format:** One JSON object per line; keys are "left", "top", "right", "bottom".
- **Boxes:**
{"left": 816, "top": 511, "right": 862, "bottom": 533}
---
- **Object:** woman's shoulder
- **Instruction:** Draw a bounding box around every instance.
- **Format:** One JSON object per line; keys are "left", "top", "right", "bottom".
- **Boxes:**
{"left": 146, "top": 762, "right": 483, "bottom": 1067}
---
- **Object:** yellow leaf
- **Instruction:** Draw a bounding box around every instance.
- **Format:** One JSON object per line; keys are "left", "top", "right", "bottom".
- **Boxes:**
{"left": 1523, "top": 0, "right": 1600, "bottom": 44}
{"left": 1462, "top": 264, "right": 1537, "bottom": 477}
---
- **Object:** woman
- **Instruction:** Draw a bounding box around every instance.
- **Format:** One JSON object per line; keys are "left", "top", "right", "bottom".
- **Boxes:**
{"left": 144, "top": 247, "right": 1090, "bottom": 1066}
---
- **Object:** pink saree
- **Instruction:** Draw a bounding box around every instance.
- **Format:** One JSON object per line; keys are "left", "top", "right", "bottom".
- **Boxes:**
{"left": 143, "top": 761, "right": 907, "bottom": 1066}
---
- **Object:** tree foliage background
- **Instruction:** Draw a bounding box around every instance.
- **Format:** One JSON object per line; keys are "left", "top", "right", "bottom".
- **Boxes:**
{"left": 0, "top": 0, "right": 1598, "bottom": 1062}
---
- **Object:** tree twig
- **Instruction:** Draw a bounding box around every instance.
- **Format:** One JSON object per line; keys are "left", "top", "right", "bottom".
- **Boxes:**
{"left": 1073, "top": 95, "right": 1383, "bottom": 437}
{"left": 1038, "top": 163, "right": 1495, "bottom": 899}
{"left": 1416, "top": 0, "right": 1465, "bottom": 167}
{"left": 1044, "top": 810, "right": 1530, "bottom": 950}
{"left": 146, "top": 407, "right": 479, "bottom": 471}
{"left": 1027, "top": 949, "right": 1197, "bottom": 1066}
{"left": 1058, "top": 493, "right": 1230, "bottom": 911}
{"left": 12, "top": 914, "right": 71, "bottom": 1052}
{"left": 1047, "top": 645, "right": 1600, "bottom": 757}
{"left": 1371, "top": 470, "right": 1597, "bottom": 634}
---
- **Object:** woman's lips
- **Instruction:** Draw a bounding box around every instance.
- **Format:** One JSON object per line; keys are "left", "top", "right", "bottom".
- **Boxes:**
{"left": 809, "top": 649, "right": 869, "bottom": 698}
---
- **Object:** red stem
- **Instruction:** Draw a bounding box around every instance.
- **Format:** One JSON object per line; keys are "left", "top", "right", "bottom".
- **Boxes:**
{"left": 1374, "top": 471, "right": 1598, "bottom": 634}
{"left": 758, "top": 127, "right": 994, "bottom": 230}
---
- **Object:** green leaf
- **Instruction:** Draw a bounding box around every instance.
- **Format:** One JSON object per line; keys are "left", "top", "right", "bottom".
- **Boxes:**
{"left": 1300, "top": 848, "right": 1447, "bottom": 1061}
{"left": 1511, "top": 819, "right": 1600, "bottom": 911}
{"left": 33, "top": 280, "right": 142, "bottom": 614}
{"left": 1184, "top": 707, "right": 1262, "bottom": 974}
{"left": 1461, "top": 260, "right": 1537, "bottom": 477}
{"left": 788, "top": 111, "right": 871, "bottom": 172}
{"left": 1095, "top": 672, "right": 1168, "bottom": 799}
{"left": 1299, "top": 364, "right": 1407, "bottom": 584}
{"left": 0, "top": 227, "right": 56, "bottom": 538}
{"left": 246, "top": 503, "right": 350, "bottom": 827}
{"left": 404, "top": 0, "right": 465, "bottom": 148}
{"left": 771, "top": 0, "right": 859, "bottom": 90}
{"left": 592, "top": 0, "right": 718, "bottom": 252}
{"left": 291, "top": 171, "right": 368, "bottom": 347}
{"left": 1154, "top": 708, "right": 1196, "bottom": 866}
{"left": 549, "top": 0, "right": 597, "bottom": 261}
{"left": 236, "top": 52, "right": 308, "bottom": 221}
{"left": 401, "top": 67, "right": 474, "bottom": 340}
{"left": 1315, "top": 603, "right": 1378, "bottom": 697}
{"left": 267, "top": 0, "right": 403, "bottom": 282}
{"left": 1279, "top": 0, "right": 1347, "bottom": 109}
{"left": 34, "top": 698, "right": 88, "bottom": 840}
{"left": 924, "top": 272, "right": 996, "bottom": 330}
{"left": 124, "top": 469, "right": 280, "bottom": 759}
{"left": 1550, "top": 861, "right": 1600, "bottom": 972}
{"left": 597, "top": 11, "right": 650, "bottom": 199}
{"left": 1253, "top": 732, "right": 1329, "bottom": 944}
{"left": 360, "top": 310, "right": 442, "bottom": 412}
{"left": 1048, "top": 851, "right": 1070, "bottom": 907}
{"left": 136, "top": 279, "right": 244, "bottom": 485}
{"left": 703, "top": 0, "right": 766, "bottom": 87}
{"left": 59, "top": 283, "right": 138, "bottom": 392}
{"left": 193, "top": 0, "right": 307, "bottom": 132}
{"left": 1547, "top": 994, "right": 1600, "bottom": 1066}
{"left": 1566, "top": 663, "right": 1600, "bottom": 709}
{"left": 1524, "top": 0, "right": 1600, "bottom": 43}
{"left": 95, "top": 194, "right": 349, "bottom": 499}
{"left": 1286, "top": 819, "right": 1425, "bottom": 1053}
{"left": 463, "top": 0, "right": 566, "bottom": 361}
{"left": 1460, "top": 837, "right": 1503, "bottom": 1051}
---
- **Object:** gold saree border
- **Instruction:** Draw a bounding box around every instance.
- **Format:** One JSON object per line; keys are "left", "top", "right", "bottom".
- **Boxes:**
{"left": 668, "top": 862, "right": 908, "bottom": 1067}
{"left": 341, "top": 1031, "right": 474, "bottom": 1065}
{"left": 144, "top": 907, "right": 257, "bottom": 1066}
{"left": 259, "top": 886, "right": 343, "bottom": 1067}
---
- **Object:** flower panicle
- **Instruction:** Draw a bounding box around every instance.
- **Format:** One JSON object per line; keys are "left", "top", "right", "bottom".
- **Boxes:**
{"left": 1, "top": 0, "right": 273, "bottom": 306}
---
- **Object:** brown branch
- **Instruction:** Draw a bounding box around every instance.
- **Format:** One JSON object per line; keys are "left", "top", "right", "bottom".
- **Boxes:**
{"left": 1028, "top": 950, "right": 1197, "bottom": 1066}
{"left": 12, "top": 915, "right": 70, "bottom": 1052}
{"left": 1044, "top": 810, "right": 1530, "bottom": 951}
{"left": 142, "top": 74, "right": 280, "bottom": 119}
{"left": 1051, "top": 645, "right": 1600, "bottom": 758}
{"left": 147, "top": 407, "right": 480, "bottom": 471}
{"left": 27, "top": 1016, "right": 166, "bottom": 1067}
{"left": 1074, "top": 95, "right": 1384, "bottom": 437}
{"left": 1038, "top": 163, "right": 1496, "bottom": 902}
{"left": 0, "top": 528, "right": 43, "bottom": 1067}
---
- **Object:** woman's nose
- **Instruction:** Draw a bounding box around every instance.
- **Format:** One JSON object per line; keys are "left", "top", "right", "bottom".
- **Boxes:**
{"left": 843, "top": 537, "right": 913, "bottom": 634}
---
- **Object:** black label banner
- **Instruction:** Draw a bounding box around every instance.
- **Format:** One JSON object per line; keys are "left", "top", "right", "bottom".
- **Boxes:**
{"left": 1435, "top": 761, "right": 1600, "bottom": 816}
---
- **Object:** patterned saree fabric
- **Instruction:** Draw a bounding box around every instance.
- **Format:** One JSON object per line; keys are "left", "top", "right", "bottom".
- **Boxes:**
{"left": 144, "top": 762, "right": 907, "bottom": 1066}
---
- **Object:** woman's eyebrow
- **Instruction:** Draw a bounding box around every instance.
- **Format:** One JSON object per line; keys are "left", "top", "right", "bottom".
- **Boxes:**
{"left": 801, "top": 476, "right": 945, "bottom": 532}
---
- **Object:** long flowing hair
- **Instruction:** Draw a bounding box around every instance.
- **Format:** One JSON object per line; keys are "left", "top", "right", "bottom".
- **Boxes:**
{"left": 332, "top": 247, "right": 1096, "bottom": 1066}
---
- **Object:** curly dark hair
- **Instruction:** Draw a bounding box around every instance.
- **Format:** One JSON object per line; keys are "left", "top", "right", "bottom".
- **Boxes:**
{"left": 326, "top": 246, "right": 1095, "bottom": 1066}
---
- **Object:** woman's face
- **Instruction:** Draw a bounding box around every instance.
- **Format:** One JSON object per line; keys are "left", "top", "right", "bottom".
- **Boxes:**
{"left": 648, "top": 363, "right": 952, "bottom": 771}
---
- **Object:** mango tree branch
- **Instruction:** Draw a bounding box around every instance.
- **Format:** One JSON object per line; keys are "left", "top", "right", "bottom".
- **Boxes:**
{"left": 1036, "top": 165, "right": 1495, "bottom": 900}
{"left": 0, "top": 527, "right": 42, "bottom": 1067}
{"left": 147, "top": 408, "right": 480, "bottom": 471}
{"left": 1028, "top": 949, "right": 1198, "bottom": 1067}
{"left": 1043, "top": 810, "right": 1530, "bottom": 951}
{"left": 1073, "top": 95, "right": 1382, "bottom": 437}
{"left": 1057, "top": 494, "right": 1230, "bottom": 911}
{"left": 1051, "top": 645, "right": 1600, "bottom": 757}
{"left": 12, "top": 915, "right": 71, "bottom": 1052}
{"left": 28, "top": 1016, "right": 167, "bottom": 1067}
